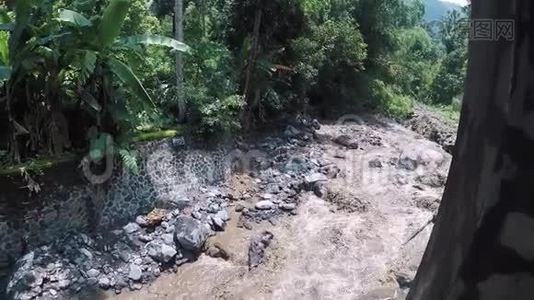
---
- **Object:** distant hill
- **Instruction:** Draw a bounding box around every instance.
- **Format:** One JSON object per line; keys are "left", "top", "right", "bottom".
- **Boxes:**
{"left": 424, "top": 0, "right": 461, "bottom": 22}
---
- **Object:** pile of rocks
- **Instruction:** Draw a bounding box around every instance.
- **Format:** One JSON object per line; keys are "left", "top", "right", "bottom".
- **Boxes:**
{"left": 6, "top": 206, "right": 215, "bottom": 299}
{"left": 5, "top": 119, "right": 327, "bottom": 300}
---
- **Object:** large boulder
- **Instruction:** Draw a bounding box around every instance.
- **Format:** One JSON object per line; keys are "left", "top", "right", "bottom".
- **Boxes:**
{"left": 173, "top": 216, "right": 210, "bottom": 253}
{"left": 333, "top": 135, "right": 359, "bottom": 149}
{"left": 6, "top": 252, "right": 41, "bottom": 300}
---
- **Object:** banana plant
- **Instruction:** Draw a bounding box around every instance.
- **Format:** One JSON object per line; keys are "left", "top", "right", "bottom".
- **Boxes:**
{"left": 54, "top": 0, "right": 190, "bottom": 112}
{"left": 0, "top": 0, "right": 189, "bottom": 162}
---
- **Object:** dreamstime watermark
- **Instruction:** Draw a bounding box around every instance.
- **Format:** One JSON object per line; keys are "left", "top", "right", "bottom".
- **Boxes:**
{"left": 470, "top": 19, "right": 515, "bottom": 41}
{"left": 81, "top": 133, "right": 115, "bottom": 185}
{"left": 428, "top": 18, "right": 515, "bottom": 41}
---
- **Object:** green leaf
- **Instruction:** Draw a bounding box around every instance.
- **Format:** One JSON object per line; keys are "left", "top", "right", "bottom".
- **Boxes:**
{"left": 81, "top": 92, "right": 101, "bottom": 112}
{"left": 107, "top": 57, "right": 155, "bottom": 107}
{"left": 98, "top": 0, "right": 130, "bottom": 48}
{"left": 81, "top": 50, "right": 96, "bottom": 81}
{"left": 57, "top": 9, "right": 92, "bottom": 27}
{"left": 119, "top": 35, "right": 190, "bottom": 53}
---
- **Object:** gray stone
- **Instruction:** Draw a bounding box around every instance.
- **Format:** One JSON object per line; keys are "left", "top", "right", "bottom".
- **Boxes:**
{"left": 123, "top": 223, "right": 140, "bottom": 234}
{"left": 98, "top": 277, "right": 111, "bottom": 289}
{"left": 160, "top": 244, "right": 177, "bottom": 262}
{"left": 215, "top": 210, "right": 229, "bottom": 221}
{"left": 211, "top": 216, "right": 226, "bottom": 231}
{"left": 192, "top": 211, "right": 203, "bottom": 220}
{"left": 261, "top": 193, "right": 274, "bottom": 200}
{"left": 284, "top": 125, "right": 301, "bottom": 137}
{"left": 280, "top": 203, "right": 296, "bottom": 211}
{"left": 86, "top": 268, "right": 100, "bottom": 278}
{"left": 333, "top": 135, "right": 359, "bottom": 149}
{"left": 80, "top": 248, "right": 93, "bottom": 260}
{"left": 255, "top": 200, "right": 275, "bottom": 210}
{"left": 248, "top": 231, "right": 274, "bottom": 269}
{"left": 119, "top": 251, "right": 130, "bottom": 263}
{"left": 304, "top": 173, "right": 328, "bottom": 184}
{"left": 49, "top": 289, "right": 57, "bottom": 296}
{"left": 398, "top": 150, "right": 419, "bottom": 171}
{"left": 139, "top": 235, "right": 153, "bottom": 243}
{"left": 235, "top": 204, "right": 245, "bottom": 212}
{"left": 174, "top": 216, "right": 209, "bottom": 253}
{"left": 369, "top": 159, "right": 383, "bottom": 168}
{"left": 58, "top": 279, "right": 70, "bottom": 290}
{"left": 162, "top": 233, "right": 175, "bottom": 246}
{"left": 313, "top": 183, "right": 328, "bottom": 198}
{"left": 128, "top": 265, "right": 142, "bottom": 281}
{"left": 136, "top": 216, "right": 148, "bottom": 227}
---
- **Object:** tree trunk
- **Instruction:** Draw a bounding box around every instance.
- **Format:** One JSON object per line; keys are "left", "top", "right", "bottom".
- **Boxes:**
{"left": 174, "top": 0, "right": 185, "bottom": 122}
{"left": 6, "top": 86, "right": 20, "bottom": 162}
{"left": 242, "top": 4, "right": 263, "bottom": 130}
{"left": 409, "top": 1, "right": 534, "bottom": 299}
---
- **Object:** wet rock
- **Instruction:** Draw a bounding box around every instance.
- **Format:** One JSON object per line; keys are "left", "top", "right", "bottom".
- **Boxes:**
{"left": 369, "top": 159, "right": 383, "bottom": 168}
{"left": 123, "top": 223, "right": 140, "bottom": 234}
{"left": 312, "top": 119, "right": 321, "bottom": 130}
{"left": 235, "top": 204, "right": 245, "bottom": 212}
{"left": 174, "top": 216, "right": 209, "bottom": 253}
{"left": 416, "top": 173, "right": 446, "bottom": 188}
{"left": 398, "top": 151, "right": 419, "bottom": 171}
{"left": 395, "top": 272, "right": 413, "bottom": 289}
{"left": 313, "top": 183, "right": 328, "bottom": 198}
{"left": 248, "top": 231, "right": 274, "bottom": 269}
{"left": 128, "top": 264, "right": 142, "bottom": 281}
{"left": 415, "top": 196, "right": 441, "bottom": 212}
{"left": 280, "top": 203, "right": 296, "bottom": 211}
{"left": 206, "top": 243, "right": 230, "bottom": 260}
{"left": 284, "top": 125, "right": 301, "bottom": 137}
{"left": 255, "top": 200, "right": 275, "bottom": 210}
{"left": 326, "top": 187, "right": 369, "bottom": 213}
{"left": 333, "top": 135, "right": 359, "bottom": 149}
{"left": 304, "top": 173, "right": 328, "bottom": 185}
{"left": 210, "top": 215, "right": 226, "bottom": 231}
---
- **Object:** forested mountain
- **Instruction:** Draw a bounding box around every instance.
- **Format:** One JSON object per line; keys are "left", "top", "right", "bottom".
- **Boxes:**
{"left": 424, "top": 0, "right": 461, "bottom": 21}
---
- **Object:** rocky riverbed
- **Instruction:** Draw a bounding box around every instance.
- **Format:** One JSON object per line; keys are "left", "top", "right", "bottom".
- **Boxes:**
{"left": 4, "top": 113, "right": 455, "bottom": 300}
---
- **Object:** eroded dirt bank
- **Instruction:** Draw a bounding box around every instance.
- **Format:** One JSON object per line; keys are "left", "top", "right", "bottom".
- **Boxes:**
{"left": 110, "top": 115, "right": 452, "bottom": 300}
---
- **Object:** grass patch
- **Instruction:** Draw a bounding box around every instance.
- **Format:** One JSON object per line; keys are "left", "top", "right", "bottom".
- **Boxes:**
{"left": 0, "top": 154, "right": 78, "bottom": 177}
{"left": 130, "top": 127, "right": 185, "bottom": 143}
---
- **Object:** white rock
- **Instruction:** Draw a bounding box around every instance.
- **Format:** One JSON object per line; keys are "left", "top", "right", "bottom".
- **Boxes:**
{"left": 305, "top": 173, "right": 328, "bottom": 184}
{"left": 128, "top": 264, "right": 142, "bottom": 281}
{"left": 256, "top": 200, "right": 275, "bottom": 210}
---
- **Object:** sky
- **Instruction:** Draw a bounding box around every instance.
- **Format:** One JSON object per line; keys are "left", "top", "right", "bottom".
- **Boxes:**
{"left": 439, "top": 0, "right": 469, "bottom": 6}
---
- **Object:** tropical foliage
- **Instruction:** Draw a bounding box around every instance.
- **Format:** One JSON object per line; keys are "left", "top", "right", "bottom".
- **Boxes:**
{"left": 0, "top": 0, "right": 469, "bottom": 167}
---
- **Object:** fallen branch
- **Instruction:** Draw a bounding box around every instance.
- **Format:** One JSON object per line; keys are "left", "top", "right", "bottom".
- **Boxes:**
{"left": 403, "top": 214, "right": 437, "bottom": 246}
